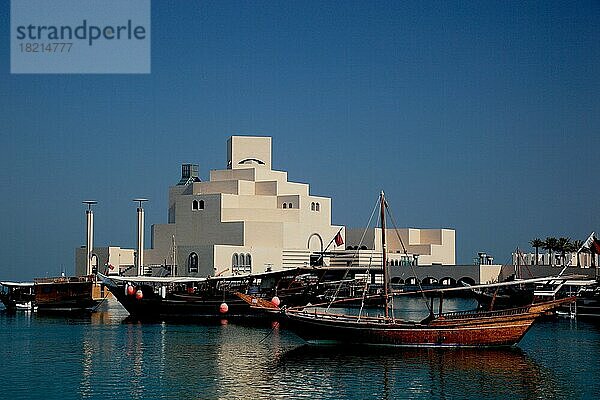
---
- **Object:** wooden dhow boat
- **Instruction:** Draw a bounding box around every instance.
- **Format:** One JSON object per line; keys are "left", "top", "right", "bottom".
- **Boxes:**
{"left": 1, "top": 276, "right": 103, "bottom": 313}
{"left": 284, "top": 297, "right": 573, "bottom": 347}
{"left": 283, "top": 191, "right": 575, "bottom": 347}
{"left": 33, "top": 275, "right": 102, "bottom": 313}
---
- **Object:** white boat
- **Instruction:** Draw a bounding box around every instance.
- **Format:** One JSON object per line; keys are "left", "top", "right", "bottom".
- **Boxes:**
{"left": 0, "top": 281, "right": 35, "bottom": 311}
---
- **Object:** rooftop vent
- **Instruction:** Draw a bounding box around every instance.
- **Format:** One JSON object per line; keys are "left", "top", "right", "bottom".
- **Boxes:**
{"left": 178, "top": 163, "right": 201, "bottom": 185}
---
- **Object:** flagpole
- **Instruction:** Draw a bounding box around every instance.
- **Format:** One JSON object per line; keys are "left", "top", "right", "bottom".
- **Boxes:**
{"left": 325, "top": 227, "right": 344, "bottom": 252}
{"left": 578, "top": 232, "right": 595, "bottom": 254}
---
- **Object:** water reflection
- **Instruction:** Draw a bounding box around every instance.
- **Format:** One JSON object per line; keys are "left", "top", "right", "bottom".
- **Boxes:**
{"left": 275, "top": 345, "right": 562, "bottom": 400}
{"left": 1, "top": 302, "right": 598, "bottom": 400}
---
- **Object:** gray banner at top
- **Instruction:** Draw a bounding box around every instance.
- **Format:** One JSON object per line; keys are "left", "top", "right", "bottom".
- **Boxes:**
{"left": 11, "top": 0, "right": 151, "bottom": 74}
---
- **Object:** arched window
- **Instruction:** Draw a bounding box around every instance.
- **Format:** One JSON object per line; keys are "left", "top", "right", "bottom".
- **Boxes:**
{"left": 188, "top": 252, "right": 198, "bottom": 273}
{"left": 315, "top": 202, "right": 320, "bottom": 211}
{"left": 91, "top": 254, "right": 98, "bottom": 274}
{"left": 232, "top": 253, "right": 251, "bottom": 274}
{"left": 311, "top": 202, "right": 315, "bottom": 211}
{"left": 238, "top": 158, "right": 265, "bottom": 165}
{"left": 192, "top": 199, "right": 204, "bottom": 211}
{"left": 282, "top": 203, "right": 287, "bottom": 209}
{"left": 288, "top": 203, "right": 293, "bottom": 209}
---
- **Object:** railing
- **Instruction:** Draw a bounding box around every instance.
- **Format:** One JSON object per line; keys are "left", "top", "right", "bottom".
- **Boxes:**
{"left": 34, "top": 275, "right": 95, "bottom": 284}
{"left": 440, "top": 306, "right": 531, "bottom": 320}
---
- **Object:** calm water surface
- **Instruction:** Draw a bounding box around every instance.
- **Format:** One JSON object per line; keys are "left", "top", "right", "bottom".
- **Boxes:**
{"left": 1, "top": 298, "right": 600, "bottom": 400}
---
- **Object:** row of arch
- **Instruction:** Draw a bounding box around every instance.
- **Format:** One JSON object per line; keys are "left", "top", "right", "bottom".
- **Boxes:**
{"left": 192, "top": 200, "right": 205, "bottom": 210}
{"left": 187, "top": 252, "right": 254, "bottom": 275}
{"left": 281, "top": 202, "right": 321, "bottom": 211}
{"left": 389, "top": 276, "right": 476, "bottom": 286}
{"left": 387, "top": 259, "right": 414, "bottom": 267}
{"left": 232, "top": 253, "right": 252, "bottom": 274}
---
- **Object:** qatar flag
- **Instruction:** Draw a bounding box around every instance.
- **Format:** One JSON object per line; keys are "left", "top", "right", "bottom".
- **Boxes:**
{"left": 594, "top": 238, "right": 600, "bottom": 254}
{"left": 579, "top": 232, "right": 596, "bottom": 253}
{"left": 334, "top": 231, "right": 344, "bottom": 246}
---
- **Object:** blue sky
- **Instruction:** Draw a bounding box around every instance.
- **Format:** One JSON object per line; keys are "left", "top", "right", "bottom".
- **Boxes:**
{"left": 1, "top": 1, "right": 599, "bottom": 280}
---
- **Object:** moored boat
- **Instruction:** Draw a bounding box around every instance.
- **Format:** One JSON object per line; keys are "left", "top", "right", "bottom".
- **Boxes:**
{"left": 559, "top": 283, "right": 600, "bottom": 319}
{"left": 0, "top": 281, "right": 35, "bottom": 311}
{"left": 33, "top": 275, "right": 102, "bottom": 313}
{"left": 466, "top": 280, "right": 535, "bottom": 310}
{"left": 284, "top": 297, "right": 573, "bottom": 347}
{"left": 100, "top": 267, "right": 321, "bottom": 320}
{"left": 282, "top": 191, "right": 575, "bottom": 347}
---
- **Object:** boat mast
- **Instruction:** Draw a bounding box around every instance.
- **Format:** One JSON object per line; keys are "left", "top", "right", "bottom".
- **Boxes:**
{"left": 380, "top": 191, "right": 389, "bottom": 320}
{"left": 171, "top": 235, "right": 177, "bottom": 276}
{"left": 516, "top": 247, "right": 521, "bottom": 280}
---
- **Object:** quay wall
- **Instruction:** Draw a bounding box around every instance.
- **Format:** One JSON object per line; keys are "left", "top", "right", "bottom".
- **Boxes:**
{"left": 388, "top": 264, "right": 502, "bottom": 285}
{"left": 498, "top": 265, "right": 600, "bottom": 281}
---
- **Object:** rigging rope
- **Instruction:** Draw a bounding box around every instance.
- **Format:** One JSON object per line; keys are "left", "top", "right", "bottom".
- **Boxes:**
{"left": 325, "top": 196, "right": 380, "bottom": 314}
{"left": 384, "top": 202, "right": 433, "bottom": 315}
{"left": 258, "top": 321, "right": 280, "bottom": 343}
{"left": 357, "top": 254, "right": 373, "bottom": 322}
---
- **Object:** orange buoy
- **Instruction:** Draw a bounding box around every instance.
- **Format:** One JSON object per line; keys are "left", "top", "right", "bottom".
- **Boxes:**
{"left": 271, "top": 296, "right": 281, "bottom": 306}
{"left": 135, "top": 289, "right": 143, "bottom": 300}
{"left": 126, "top": 285, "right": 135, "bottom": 296}
{"left": 219, "top": 302, "right": 228, "bottom": 314}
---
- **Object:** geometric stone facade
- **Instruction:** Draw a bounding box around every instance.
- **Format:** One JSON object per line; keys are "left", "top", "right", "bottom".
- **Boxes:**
{"left": 345, "top": 228, "right": 456, "bottom": 266}
{"left": 144, "top": 136, "right": 344, "bottom": 277}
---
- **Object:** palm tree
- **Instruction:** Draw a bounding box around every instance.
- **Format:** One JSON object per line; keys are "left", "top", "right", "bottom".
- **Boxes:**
{"left": 556, "top": 237, "right": 572, "bottom": 266}
{"left": 543, "top": 237, "right": 558, "bottom": 266}
{"left": 572, "top": 239, "right": 584, "bottom": 267}
{"left": 530, "top": 238, "right": 544, "bottom": 266}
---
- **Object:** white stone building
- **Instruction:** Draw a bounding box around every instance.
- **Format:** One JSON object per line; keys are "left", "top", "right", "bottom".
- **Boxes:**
{"left": 75, "top": 246, "right": 135, "bottom": 276}
{"left": 142, "top": 136, "right": 344, "bottom": 277}
{"left": 76, "top": 136, "right": 456, "bottom": 277}
{"left": 344, "top": 228, "right": 455, "bottom": 266}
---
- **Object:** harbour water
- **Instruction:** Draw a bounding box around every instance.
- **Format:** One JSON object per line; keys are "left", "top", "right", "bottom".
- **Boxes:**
{"left": 1, "top": 298, "right": 600, "bottom": 400}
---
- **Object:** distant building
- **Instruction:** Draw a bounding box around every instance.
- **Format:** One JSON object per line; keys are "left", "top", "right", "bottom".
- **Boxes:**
{"left": 75, "top": 246, "right": 134, "bottom": 276}
{"left": 512, "top": 251, "right": 597, "bottom": 268}
{"left": 344, "top": 228, "right": 455, "bottom": 266}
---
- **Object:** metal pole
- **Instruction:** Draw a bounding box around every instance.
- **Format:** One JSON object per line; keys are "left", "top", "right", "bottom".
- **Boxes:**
{"left": 134, "top": 199, "right": 148, "bottom": 276}
{"left": 380, "top": 191, "right": 389, "bottom": 320}
{"left": 83, "top": 201, "right": 97, "bottom": 276}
